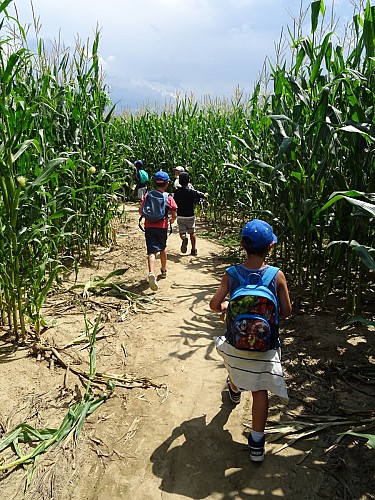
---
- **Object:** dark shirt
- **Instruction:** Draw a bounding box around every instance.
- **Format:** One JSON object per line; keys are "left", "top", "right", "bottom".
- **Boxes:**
{"left": 174, "top": 187, "right": 205, "bottom": 217}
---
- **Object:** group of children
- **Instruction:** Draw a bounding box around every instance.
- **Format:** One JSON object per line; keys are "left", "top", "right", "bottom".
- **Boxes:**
{"left": 137, "top": 164, "right": 206, "bottom": 291}
{"left": 134, "top": 160, "right": 292, "bottom": 463}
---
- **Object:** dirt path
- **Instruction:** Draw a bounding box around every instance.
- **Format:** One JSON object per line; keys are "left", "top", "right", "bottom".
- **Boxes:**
{"left": 68, "top": 205, "right": 303, "bottom": 499}
{"left": 72, "top": 204, "right": 273, "bottom": 499}
{"left": 0, "top": 204, "right": 373, "bottom": 499}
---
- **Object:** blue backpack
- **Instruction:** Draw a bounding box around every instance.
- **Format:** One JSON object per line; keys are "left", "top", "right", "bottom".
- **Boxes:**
{"left": 141, "top": 190, "right": 169, "bottom": 222}
{"left": 225, "top": 266, "right": 279, "bottom": 351}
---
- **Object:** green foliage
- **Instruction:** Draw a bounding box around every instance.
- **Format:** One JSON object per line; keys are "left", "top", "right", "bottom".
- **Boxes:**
{"left": 111, "top": 0, "right": 375, "bottom": 315}
{"left": 0, "top": 5, "right": 119, "bottom": 339}
{"left": 1, "top": 0, "right": 374, "bottom": 340}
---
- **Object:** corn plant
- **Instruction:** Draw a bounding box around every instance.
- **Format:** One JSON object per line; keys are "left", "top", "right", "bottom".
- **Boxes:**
{"left": 0, "top": 4, "right": 121, "bottom": 339}
{"left": 319, "top": 190, "right": 375, "bottom": 314}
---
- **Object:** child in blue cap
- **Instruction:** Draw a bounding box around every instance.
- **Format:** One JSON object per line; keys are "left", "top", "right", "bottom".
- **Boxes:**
{"left": 139, "top": 170, "right": 177, "bottom": 291}
{"left": 210, "top": 219, "right": 292, "bottom": 462}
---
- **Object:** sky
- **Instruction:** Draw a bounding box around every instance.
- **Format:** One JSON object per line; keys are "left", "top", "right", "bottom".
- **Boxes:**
{"left": 9, "top": 0, "right": 361, "bottom": 111}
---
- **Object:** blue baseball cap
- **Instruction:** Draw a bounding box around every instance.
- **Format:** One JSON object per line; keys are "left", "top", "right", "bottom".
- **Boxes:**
{"left": 241, "top": 219, "right": 277, "bottom": 248}
{"left": 134, "top": 160, "right": 143, "bottom": 167}
{"left": 154, "top": 170, "right": 170, "bottom": 183}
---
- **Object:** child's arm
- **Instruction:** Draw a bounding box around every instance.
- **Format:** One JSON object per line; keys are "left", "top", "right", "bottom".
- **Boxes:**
{"left": 168, "top": 195, "right": 177, "bottom": 223}
{"left": 138, "top": 197, "right": 144, "bottom": 216}
{"left": 209, "top": 273, "right": 230, "bottom": 312}
{"left": 170, "top": 209, "right": 177, "bottom": 223}
{"left": 276, "top": 270, "right": 292, "bottom": 319}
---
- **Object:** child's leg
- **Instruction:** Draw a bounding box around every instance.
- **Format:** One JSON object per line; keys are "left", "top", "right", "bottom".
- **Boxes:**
{"left": 227, "top": 375, "right": 241, "bottom": 404}
{"left": 190, "top": 232, "right": 197, "bottom": 250}
{"left": 147, "top": 253, "right": 156, "bottom": 274}
{"left": 228, "top": 375, "right": 239, "bottom": 392}
{"left": 187, "top": 217, "right": 197, "bottom": 254}
{"left": 160, "top": 248, "right": 167, "bottom": 272}
{"left": 251, "top": 390, "right": 268, "bottom": 432}
{"left": 248, "top": 389, "right": 268, "bottom": 461}
{"left": 147, "top": 253, "right": 158, "bottom": 290}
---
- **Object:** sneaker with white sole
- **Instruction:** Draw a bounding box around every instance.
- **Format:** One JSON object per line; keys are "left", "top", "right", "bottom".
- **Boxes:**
{"left": 248, "top": 435, "right": 265, "bottom": 462}
{"left": 160, "top": 269, "right": 168, "bottom": 278}
{"left": 227, "top": 376, "right": 241, "bottom": 404}
{"left": 148, "top": 273, "right": 158, "bottom": 291}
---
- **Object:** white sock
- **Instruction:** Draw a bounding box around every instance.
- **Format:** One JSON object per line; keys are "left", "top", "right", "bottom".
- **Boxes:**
{"left": 251, "top": 430, "right": 264, "bottom": 442}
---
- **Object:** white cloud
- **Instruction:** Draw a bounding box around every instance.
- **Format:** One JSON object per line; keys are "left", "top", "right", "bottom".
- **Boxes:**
{"left": 10, "top": 0, "right": 358, "bottom": 109}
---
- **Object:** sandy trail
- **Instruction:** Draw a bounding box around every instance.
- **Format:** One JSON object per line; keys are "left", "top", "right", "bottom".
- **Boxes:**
{"left": 5, "top": 204, "right": 371, "bottom": 499}
{"left": 69, "top": 205, "right": 298, "bottom": 499}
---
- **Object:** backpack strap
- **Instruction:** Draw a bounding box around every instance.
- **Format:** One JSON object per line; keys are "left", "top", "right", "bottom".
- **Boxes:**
{"left": 163, "top": 192, "right": 170, "bottom": 219}
{"left": 226, "top": 265, "right": 279, "bottom": 288}
{"left": 261, "top": 266, "right": 279, "bottom": 287}
{"left": 225, "top": 266, "right": 245, "bottom": 285}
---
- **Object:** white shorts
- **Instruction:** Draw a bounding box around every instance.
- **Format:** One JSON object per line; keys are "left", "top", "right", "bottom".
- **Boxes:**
{"left": 137, "top": 187, "right": 147, "bottom": 200}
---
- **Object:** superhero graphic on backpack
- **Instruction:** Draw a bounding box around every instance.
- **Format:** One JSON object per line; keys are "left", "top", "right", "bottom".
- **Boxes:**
{"left": 225, "top": 266, "right": 279, "bottom": 351}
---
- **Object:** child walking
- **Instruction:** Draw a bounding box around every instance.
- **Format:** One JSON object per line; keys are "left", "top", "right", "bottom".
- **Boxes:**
{"left": 139, "top": 171, "right": 177, "bottom": 291}
{"left": 133, "top": 160, "right": 148, "bottom": 200}
{"left": 173, "top": 172, "right": 207, "bottom": 256}
{"left": 209, "top": 219, "right": 292, "bottom": 462}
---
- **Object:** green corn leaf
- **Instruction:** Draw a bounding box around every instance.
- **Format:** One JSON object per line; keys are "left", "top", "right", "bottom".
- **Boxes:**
{"left": 294, "top": 46, "right": 306, "bottom": 75}
{"left": 363, "top": 2, "right": 375, "bottom": 59}
{"left": 74, "top": 397, "right": 94, "bottom": 444}
{"left": 1, "top": 49, "right": 27, "bottom": 84}
{"left": 278, "top": 137, "right": 294, "bottom": 157}
{"left": 12, "top": 438, "right": 23, "bottom": 459}
{"left": 31, "top": 158, "right": 67, "bottom": 187}
{"left": 352, "top": 244, "right": 375, "bottom": 272}
{"left": 50, "top": 208, "right": 75, "bottom": 219}
{"left": 102, "top": 268, "right": 129, "bottom": 281}
{"left": 344, "top": 316, "right": 375, "bottom": 328}
{"left": 223, "top": 163, "right": 243, "bottom": 171}
{"left": 17, "top": 425, "right": 57, "bottom": 443}
{"left": 341, "top": 431, "right": 375, "bottom": 448}
{"left": 327, "top": 240, "right": 375, "bottom": 271}
{"left": 0, "top": 426, "right": 24, "bottom": 452}
{"left": 310, "top": 33, "right": 333, "bottom": 84}
{"left": 319, "top": 192, "right": 375, "bottom": 216}
{"left": 338, "top": 124, "right": 375, "bottom": 142}
{"left": 231, "top": 135, "right": 251, "bottom": 150}
{"left": 0, "top": 0, "right": 14, "bottom": 12}
{"left": 248, "top": 159, "right": 274, "bottom": 170}
{"left": 311, "top": 0, "right": 325, "bottom": 34}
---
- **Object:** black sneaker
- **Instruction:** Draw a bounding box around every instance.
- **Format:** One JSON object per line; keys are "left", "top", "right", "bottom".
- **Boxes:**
{"left": 180, "top": 237, "right": 188, "bottom": 253}
{"left": 226, "top": 376, "right": 241, "bottom": 404}
{"left": 248, "top": 435, "right": 265, "bottom": 462}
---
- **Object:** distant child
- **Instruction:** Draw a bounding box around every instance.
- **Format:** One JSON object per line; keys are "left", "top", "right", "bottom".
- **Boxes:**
{"left": 173, "top": 172, "right": 207, "bottom": 256}
{"left": 133, "top": 160, "right": 149, "bottom": 200}
{"left": 209, "top": 219, "right": 292, "bottom": 462}
{"left": 173, "top": 166, "right": 194, "bottom": 190}
{"left": 173, "top": 166, "right": 185, "bottom": 190}
{"left": 139, "top": 171, "right": 177, "bottom": 291}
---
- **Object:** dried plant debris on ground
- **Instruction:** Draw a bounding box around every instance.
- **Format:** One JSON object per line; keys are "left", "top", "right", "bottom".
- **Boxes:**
{"left": 0, "top": 207, "right": 374, "bottom": 499}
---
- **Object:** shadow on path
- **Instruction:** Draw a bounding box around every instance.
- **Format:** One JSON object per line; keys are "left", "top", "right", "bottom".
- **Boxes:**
{"left": 150, "top": 392, "right": 257, "bottom": 499}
